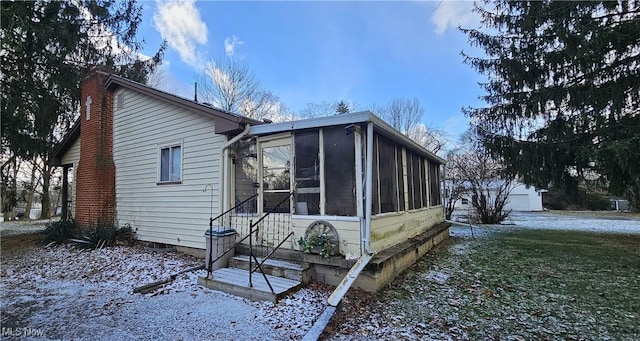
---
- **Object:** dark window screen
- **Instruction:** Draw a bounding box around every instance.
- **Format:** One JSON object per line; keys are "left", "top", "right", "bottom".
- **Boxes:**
{"left": 372, "top": 135, "right": 380, "bottom": 215}
{"left": 396, "top": 146, "right": 405, "bottom": 211}
{"left": 323, "top": 126, "right": 356, "bottom": 216}
{"left": 378, "top": 136, "right": 398, "bottom": 213}
{"left": 294, "top": 130, "right": 320, "bottom": 215}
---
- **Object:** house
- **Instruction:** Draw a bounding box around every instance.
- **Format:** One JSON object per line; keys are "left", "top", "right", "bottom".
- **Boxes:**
{"left": 453, "top": 181, "right": 546, "bottom": 212}
{"left": 610, "top": 199, "right": 630, "bottom": 211}
{"left": 51, "top": 69, "right": 449, "bottom": 297}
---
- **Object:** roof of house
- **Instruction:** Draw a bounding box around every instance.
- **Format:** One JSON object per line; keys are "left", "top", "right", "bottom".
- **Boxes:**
{"left": 51, "top": 73, "right": 264, "bottom": 165}
{"left": 104, "top": 74, "right": 262, "bottom": 133}
{"left": 51, "top": 73, "right": 444, "bottom": 166}
{"left": 250, "top": 111, "right": 445, "bottom": 164}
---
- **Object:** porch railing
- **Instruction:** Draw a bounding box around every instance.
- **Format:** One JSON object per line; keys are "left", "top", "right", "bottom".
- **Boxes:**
{"left": 246, "top": 192, "right": 295, "bottom": 292}
{"left": 206, "top": 193, "right": 259, "bottom": 277}
{"left": 206, "top": 191, "right": 295, "bottom": 295}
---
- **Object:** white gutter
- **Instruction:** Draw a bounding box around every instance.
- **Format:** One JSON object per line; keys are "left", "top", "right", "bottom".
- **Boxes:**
{"left": 364, "top": 121, "right": 374, "bottom": 253}
{"left": 219, "top": 124, "right": 251, "bottom": 215}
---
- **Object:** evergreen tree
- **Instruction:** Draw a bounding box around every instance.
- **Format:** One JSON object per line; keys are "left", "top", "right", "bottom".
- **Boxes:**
{"left": 462, "top": 1, "right": 640, "bottom": 210}
{"left": 1, "top": 0, "right": 164, "bottom": 217}
{"left": 336, "top": 100, "right": 350, "bottom": 114}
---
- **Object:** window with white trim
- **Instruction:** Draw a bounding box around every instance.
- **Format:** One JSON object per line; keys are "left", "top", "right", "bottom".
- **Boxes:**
{"left": 159, "top": 145, "right": 182, "bottom": 183}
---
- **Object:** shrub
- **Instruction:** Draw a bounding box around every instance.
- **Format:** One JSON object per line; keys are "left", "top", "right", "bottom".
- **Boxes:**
{"left": 43, "top": 219, "right": 79, "bottom": 244}
{"left": 72, "top": 221, "right": 134, "bottom": 249}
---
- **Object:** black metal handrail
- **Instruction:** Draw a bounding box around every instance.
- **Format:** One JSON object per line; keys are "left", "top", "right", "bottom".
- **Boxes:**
{"left": 206, "top": 193, "right": 259, "bottom": 276}
{"left": 247, "top": 191, "right": 294, "bottom": 293}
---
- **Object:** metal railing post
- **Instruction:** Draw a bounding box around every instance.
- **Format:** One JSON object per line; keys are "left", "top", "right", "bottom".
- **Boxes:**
{"left": 208, "top": 217, "right": 213, "bottom": 277}
{"left": 249, "top": 219, "right": 253, "bottom": 288}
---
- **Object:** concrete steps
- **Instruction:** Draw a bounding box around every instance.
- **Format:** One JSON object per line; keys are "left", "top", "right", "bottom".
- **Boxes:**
{"left": 229, "top": 255, "right": 311, "bottom": 283}
{"left": 198, "top": 256, "right": 309, "bottom": 302}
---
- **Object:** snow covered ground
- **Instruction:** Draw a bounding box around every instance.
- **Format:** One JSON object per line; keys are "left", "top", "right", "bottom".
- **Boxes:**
{"left": 0, "top": 219, "right": 49, "bottom": 236}
{"left": 504, "top": 211, "right": 640, "bottom": 234}
{"left": 1, "top": 226, "right": 330, "bottom": 340}
{"left": 450, "top": 211, "right": 640, "bottom": 235}
{"left": 2, "top": 211, "right": 638, "bottom": 340}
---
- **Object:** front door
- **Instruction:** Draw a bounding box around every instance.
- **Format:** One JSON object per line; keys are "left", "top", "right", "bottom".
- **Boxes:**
{"left": 256, "top": 136, "right": 293, "bottom": 248}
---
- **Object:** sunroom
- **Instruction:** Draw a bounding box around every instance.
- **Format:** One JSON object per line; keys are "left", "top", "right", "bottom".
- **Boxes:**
{"left": 210, "top": 111, "right": 447, "bottom": 290}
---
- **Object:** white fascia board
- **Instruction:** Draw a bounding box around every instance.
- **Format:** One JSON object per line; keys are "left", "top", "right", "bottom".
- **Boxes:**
{"left": 249, "top": 110, "right": 445, "bottom": 164}
{"left": 249, "top": 111, "right": 373, "bottom": 135}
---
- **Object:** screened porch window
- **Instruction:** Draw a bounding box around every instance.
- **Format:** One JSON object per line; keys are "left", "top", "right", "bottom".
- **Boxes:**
{"left": 396, "top": 145, "right": 405, "bottom": 211}
{"left": 159, "top": 145, "right": 181, "bottom": 183}
{"left": 294, "top": 130, "right": 320, "bottom": 215}
{"left": 291, "top": 126, "right": 355, "bottom": 216}
{"left": 323, "top": 126, "right": 356, "bottom": 216}
{"left": 429, "top": 162, "right": 442, "bottom": 206}
{"left": 233, "top": 140, "right": 257, "bottom": 213}
{"left": 372, "top": 134, "right": 404, "bottom": 214}
{"left": 407, "top": 151, "right": 429, "bottom": 210}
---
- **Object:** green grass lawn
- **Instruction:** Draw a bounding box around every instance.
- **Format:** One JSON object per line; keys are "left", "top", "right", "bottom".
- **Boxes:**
{"left": 459, "top": 230, "right": 640, "bottom": 339}
{"left": 328, "top": 229, "right": 640, "bottom": 340}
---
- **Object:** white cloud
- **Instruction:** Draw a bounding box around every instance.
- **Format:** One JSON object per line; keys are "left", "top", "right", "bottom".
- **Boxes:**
{"left": 431, "top": 1, "right": 479, "bottom": 35}
{"left": 153, "top": 0, "right": 208, "bottom": 67}
{"left": 224, "top": 35, "right": 244, "bottom": 57}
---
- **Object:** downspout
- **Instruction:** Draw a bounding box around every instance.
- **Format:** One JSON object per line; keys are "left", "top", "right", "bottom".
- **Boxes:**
{"left": 354, "top": 127, "right": 364, "bottom": 255}
{"left": 325, "top": 121, "right": 376, "bottom": 308}
{"left": 364, "top": 121, "right": 374, "bottom": 254}
{"left": 220, "top": 124, "right": 251, "bottom": 215}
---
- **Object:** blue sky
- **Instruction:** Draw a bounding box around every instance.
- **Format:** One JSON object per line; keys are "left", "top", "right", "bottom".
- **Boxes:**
{"left": 136, "top": 0, "right": 484, "bottom": 143}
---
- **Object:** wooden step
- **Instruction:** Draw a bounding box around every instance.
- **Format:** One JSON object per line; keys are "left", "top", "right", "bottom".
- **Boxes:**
{"left": 229, "top": 255, "right": 311, "bottom": 283}
{"left": 198, "top": 268, "right": 302, "bottom": 302}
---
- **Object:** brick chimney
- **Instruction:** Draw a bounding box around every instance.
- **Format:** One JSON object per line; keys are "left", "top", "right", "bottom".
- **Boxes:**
{"left": 75, "top": 69, "right": 116, "bottom": 228}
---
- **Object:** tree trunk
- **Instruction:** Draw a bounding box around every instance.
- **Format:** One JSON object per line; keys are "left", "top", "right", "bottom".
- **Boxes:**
{"left": 10, "top": 158, "right": 19, "bottom": 220}
{"left": 41, "top": 162, "right": 51, "bottom": 219}
{"left": 628, "top": 180, "right": 640, "bottom": 212}
{"left": 24, "top": 161, "right": 38, "bottom": 220}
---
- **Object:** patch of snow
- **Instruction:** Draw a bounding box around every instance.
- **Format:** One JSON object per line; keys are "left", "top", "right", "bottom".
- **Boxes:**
{"left": 1, "top": 237, "right": 330, "bottom": 339}
{"left": 425, "top": 271, "right": 449, "bottom": 285}
{"left": 0, "top": 219, "right": 50, "bottom": 236}
{"left": 505, "top": 212, "right": 640, "bottom": 234}
{"left": 449, "top": 211, "right": 640, "bottom": 236}
{"left": 449, "top": 223, "right": 496, "bottom": 238}
{"left": 344, "top": 252, "right": 360, "bottom": 261}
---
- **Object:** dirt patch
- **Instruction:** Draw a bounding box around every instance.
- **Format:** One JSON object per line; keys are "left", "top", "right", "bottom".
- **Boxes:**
{"left": 0, "top": 232, "right": 43, "bottom": 258}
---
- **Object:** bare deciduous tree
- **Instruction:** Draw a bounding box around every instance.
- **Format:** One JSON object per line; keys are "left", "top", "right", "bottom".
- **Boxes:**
{"left": 407, "top": 123, "right": 447, "bottom": 155}
{"left": 373, "top": 98, "right": 447, "bottom": 154}
{"left": 297, "top": 100, "right": 358, "bottom": 119}
{"left": 375, "top": 98, "right": 423, "bottom": 135}
{"left": 452, "top": 130, "right": 516, "bottom": 224}
{"left": 443, "top": 149, "right": 466, "bottom": 220}
{"left": 197, "top": 57, "right": 288, "bottom": 122}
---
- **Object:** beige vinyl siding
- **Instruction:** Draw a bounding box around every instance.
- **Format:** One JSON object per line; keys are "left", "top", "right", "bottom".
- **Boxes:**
{"left": 112, "top": 87, "right": 226, "bottom": 249}
{"left": 61, "top": 139, "right": 81, "bottom": 215}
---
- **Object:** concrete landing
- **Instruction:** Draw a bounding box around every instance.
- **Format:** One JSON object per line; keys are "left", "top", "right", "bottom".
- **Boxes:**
{"left": 198, "top": 268, "right": 302, "bottom": 302}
